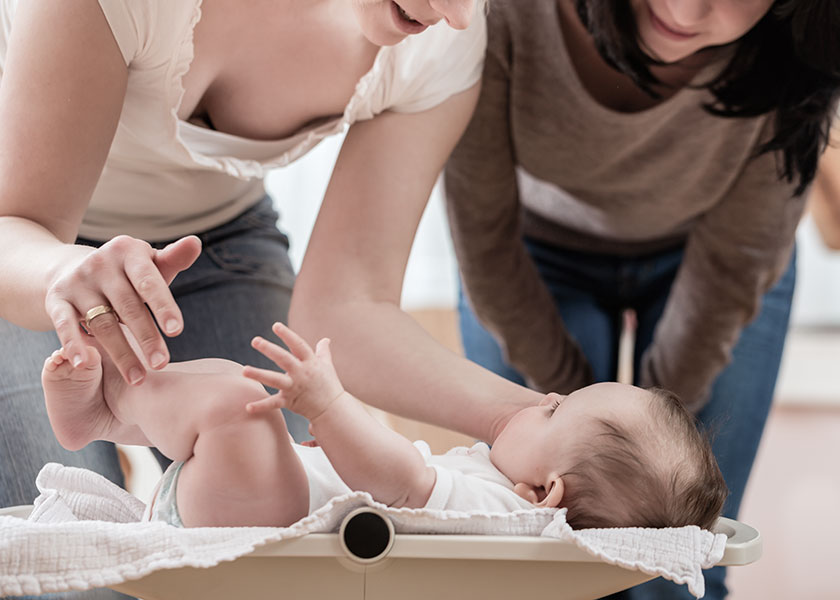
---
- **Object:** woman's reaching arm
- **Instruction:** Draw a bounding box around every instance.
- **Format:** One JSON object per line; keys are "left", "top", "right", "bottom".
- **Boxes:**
{"left": 290, "top": 85, "right": 542, "bottom": 444}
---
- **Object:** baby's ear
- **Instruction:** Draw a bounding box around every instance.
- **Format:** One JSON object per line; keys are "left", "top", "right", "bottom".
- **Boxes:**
{"left": 513, "top": 482, "right": 541, "bottom": 504}
{"left": 537, "top": 475, "right": 565, "bottom": 508}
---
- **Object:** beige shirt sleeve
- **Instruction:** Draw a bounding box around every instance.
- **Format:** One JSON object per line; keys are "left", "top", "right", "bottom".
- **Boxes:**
{"left": 386, "top": 4, "right": 487, "bottom": 114}
{"left": 444, "top": 24, "right": 593, "bottom": 394}
{"left": 640, "top": 121, "right": 805, "bottom": 410}
{"left": 96, "top": 0, "right": 154, "bottom": 65}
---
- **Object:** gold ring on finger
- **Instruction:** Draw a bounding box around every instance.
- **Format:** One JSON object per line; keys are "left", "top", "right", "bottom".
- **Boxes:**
{"left": 82, "top": 304, "right": 115, "bottom": 331}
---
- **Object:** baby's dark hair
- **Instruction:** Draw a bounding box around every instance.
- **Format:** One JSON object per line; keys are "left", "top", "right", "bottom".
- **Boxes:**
{"left": 559, "top": 388, "right": 727, "bottom": 530}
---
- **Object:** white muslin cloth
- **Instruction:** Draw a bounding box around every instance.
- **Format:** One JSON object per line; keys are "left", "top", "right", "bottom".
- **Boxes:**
{"left": 0, "top": 463, "right": 726, "bottom": 598}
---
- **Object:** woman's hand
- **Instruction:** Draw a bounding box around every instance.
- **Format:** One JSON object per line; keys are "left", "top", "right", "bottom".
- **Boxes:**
{"left": 44, "top": 235, "right": 202, "bottom": 385}
{"left": 243, "top": 322, "right": 345, "bottom": 421}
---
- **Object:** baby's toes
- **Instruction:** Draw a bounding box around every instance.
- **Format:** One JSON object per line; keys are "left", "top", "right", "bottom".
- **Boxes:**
{"left": 43, "top": 349, "right": 71, "bottom": 375}
{"left": 50, "top": 348, "right": 67, "bottom": 365}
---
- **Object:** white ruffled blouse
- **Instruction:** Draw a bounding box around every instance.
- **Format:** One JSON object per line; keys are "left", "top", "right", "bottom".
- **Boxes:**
{"left": 0, "top": 0, "right": 486, "bottom": 241}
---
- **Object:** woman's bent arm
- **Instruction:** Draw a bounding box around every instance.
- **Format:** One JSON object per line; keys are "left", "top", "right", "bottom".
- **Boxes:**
{"left": 639, "top": 121, "right": 804, "bottom": 410}
{"left": 445, "top": 38, "right": 593, "bottom": 395}
{"left": 0, "top": 0, "right": 198, "bottom": 384}
{"left": 291, "top": 86, "right": 542, "bottom": 444}
{"left": 0, "top": 0, "right": 127, "bottom": 324}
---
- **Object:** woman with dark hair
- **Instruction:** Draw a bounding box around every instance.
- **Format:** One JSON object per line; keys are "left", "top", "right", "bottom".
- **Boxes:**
{"left": 443, "top": 1, "right": 839, "bottom": 598}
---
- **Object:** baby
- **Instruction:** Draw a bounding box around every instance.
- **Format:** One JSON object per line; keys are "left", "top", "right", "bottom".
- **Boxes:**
{"left": 41, "top": 322, "right": 727, "bottom": 530}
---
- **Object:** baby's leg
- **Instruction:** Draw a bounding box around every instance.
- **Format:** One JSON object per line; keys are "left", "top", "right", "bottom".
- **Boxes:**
{"left": 44, "top": 344, "right": 309, "bottom": 527}
{"left": 119, "top": 359, "right": 308, "bottom": 526}
{"left": 40, "top": 341, "right": 240, "bottom": 457}
{"left": 39, "top": 333, "right": 233, "bottom": 453}
{"left": 175, "top": 406, "right": 310, "bottom": 527}
{"left": 119, "top": 358, "right": 310, "bottom": 526}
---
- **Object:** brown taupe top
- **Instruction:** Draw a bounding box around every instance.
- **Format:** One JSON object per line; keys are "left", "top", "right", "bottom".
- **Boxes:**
{"left": 444, "top": 0, "right": 804, "bottom": 409}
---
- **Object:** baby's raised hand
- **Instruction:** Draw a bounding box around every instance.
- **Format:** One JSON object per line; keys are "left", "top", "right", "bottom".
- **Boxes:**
{"left": 242, "top": 322, "right": 345, "bottom": 421}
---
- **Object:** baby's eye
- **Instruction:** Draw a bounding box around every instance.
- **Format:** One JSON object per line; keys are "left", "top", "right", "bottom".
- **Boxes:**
{"left": 548, "top": 398, "right": 561, "bottom": 415}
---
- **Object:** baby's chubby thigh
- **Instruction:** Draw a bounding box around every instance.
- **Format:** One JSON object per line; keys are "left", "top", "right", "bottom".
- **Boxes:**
{"left": 175, "top": 375, "right": 310, "bottom": 527}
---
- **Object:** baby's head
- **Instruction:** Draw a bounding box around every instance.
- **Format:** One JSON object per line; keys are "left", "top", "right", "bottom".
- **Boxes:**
{"left": 489, "top": 382, "right": 727, "bottom": 530}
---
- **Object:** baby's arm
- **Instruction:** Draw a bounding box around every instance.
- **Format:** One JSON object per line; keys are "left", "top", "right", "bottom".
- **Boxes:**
{"left": 244, "top": 323, "right": 436, "bottom": 508}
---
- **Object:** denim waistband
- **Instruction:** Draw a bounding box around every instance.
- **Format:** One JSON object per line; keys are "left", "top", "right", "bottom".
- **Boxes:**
{"left": 77, "top": 196, "right": 279, "bottom": 250}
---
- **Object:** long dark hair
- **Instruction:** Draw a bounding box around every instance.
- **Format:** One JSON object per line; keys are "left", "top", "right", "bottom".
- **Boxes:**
{"left": 576, "top": 0, "right": 840, "bottom": 195}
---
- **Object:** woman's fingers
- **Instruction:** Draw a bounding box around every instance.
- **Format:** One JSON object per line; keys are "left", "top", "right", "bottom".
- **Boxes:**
{"left": 44, "top": 235, "right": 195, "bottom": 385}
{"left": 243, "top": 365, "right": 293, "bottom": 390}
{"left": 104, "top": 235, "right": 180, "bottom": 349}
{"left": 80, "top": 304, "right": 146, "bottom": 384}
{"left": 102, "top": 277, "right": 170, "bottom": 370}
{"left": 124, "top": 253, "right": 183, "bottom": 338}
{"left": 271, "top": 321, "right": 313, "bottom": 360}
{"left": 154, "top": 236, "right": 201, "bottom": 286}
{"left": 79, "top": 237, "right": 169, "bottom": 381}
{"left": 46, "top": 283, "right": 146, "bottom": 384}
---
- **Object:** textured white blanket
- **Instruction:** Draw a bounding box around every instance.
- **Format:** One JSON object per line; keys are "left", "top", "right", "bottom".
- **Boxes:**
{"left": 0, "top": 463, "right": 726, "bottom": 598}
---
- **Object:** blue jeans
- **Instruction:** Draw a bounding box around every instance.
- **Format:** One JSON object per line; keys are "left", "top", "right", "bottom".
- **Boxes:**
{"left": 0, "top": 196, "right": 306, "bottom": 599}
{"left": 458, "top": 238, "right": 796, "bottom": 600}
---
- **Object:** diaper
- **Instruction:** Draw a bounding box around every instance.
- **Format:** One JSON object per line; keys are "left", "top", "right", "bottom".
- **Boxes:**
{"left": 145, "top": 460, "right": 186, "bottom": 527}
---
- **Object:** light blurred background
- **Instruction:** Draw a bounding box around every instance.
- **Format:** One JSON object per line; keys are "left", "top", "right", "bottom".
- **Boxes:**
{"left": 123, "top": 132, "right": 840, "bottom": 599}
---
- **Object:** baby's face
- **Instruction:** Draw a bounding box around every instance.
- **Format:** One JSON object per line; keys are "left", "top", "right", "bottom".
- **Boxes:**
{"left": 489, "top": 383, "right": 653, "bottom": 492}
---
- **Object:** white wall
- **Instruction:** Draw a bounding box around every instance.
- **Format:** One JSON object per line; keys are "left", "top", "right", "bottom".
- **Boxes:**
{"left": 777, "top": 214, "right": 840, "bottom": 404}
{"left": 791, "top": 214, "right": 840, "bottom": 326}
{"left": 265, "top": 134, "right": 459, "bottom": 311}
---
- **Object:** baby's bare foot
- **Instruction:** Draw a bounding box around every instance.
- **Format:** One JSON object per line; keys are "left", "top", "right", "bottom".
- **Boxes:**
{"left": 42, "top": 346, "right": 119, "bottom": 451}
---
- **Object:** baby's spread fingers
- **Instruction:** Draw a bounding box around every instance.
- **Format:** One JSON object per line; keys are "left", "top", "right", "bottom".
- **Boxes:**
{"left": 245, "top": 396, "right": 284, "bottom": 414}
{"left": 251, "top": 336, "right": 298, "bottom": 370}
{"left": 314, "top": 338, "right": 333, "bottom": 361}
{"left": 271, "top": 322, "right": 313, "bottom": 360}
{"left": 242, "top": 365, "right": 293, "bottom": 390}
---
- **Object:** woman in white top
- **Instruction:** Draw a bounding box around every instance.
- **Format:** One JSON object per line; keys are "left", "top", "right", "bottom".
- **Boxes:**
{"left": 0, "top": 4, "right": 538, "bottom": 587}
